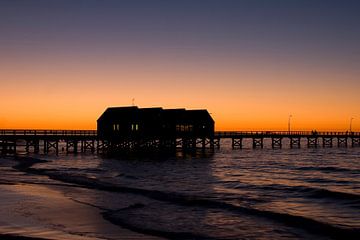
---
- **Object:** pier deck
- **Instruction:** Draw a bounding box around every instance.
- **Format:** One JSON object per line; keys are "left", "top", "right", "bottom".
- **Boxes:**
{"left": 1, "top": 130, "right": 359, "bottom": 155}
{"left": 214, "top": 131, "right": 360, "bottom": 149}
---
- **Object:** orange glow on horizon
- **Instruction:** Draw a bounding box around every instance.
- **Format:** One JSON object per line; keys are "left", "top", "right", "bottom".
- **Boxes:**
{"left": 1, "top": 45, "right": 359, "bottom": 132}
{"left": 0, "top": 100, "right": 358, "bottom": 132}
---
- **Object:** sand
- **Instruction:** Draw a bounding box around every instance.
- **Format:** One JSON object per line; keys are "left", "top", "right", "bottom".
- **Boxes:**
{"left": 0, "top": 157, "right": 163, "bottom": 240}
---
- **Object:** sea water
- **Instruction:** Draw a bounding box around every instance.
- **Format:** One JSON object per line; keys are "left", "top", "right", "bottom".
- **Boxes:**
{"left": 0, "top": 139, "right": 359, "bottom": 239}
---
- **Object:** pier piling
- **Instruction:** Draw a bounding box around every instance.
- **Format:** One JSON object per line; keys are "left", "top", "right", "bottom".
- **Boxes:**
{"left": 322, "top": 137, "right": 333, "bottom": 147}
{"left": 271, "top": 137, "right": 282, "bottom": 149}
{"left": 252, "top": 138, "right": 264, "bottom": 149}
{"left": 337, "top": 137, "right": 348, "bottom": 147}
{"left": 289, "top": 137, "right": 301, "bottom": 148}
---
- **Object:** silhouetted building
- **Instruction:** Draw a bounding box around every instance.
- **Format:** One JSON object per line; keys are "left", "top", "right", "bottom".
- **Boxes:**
{"left": 97, "top": 106, "right": 214, "bottom": 141}
{"left": 97, "top": 106, "right": 214, "bottom": 151}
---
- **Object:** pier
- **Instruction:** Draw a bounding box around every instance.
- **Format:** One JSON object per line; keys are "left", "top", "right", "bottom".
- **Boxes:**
{"left": 1, "top": 130, "right": 360, "bottom": 155}
{"left": 0, "top": 130, "right": 97, "bottom": 155}
{"left": 214, "top": 131, "right": 360, "bottom": 149}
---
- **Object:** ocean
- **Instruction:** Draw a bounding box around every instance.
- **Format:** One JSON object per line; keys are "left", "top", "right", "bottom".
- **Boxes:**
{"left": 0, "top": 139, "right": 359, "bottom": 240}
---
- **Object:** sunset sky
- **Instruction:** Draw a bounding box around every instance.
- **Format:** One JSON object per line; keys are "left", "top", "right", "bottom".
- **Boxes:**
{"left": 1, "top": 0, "right": 359, "bottom": 131}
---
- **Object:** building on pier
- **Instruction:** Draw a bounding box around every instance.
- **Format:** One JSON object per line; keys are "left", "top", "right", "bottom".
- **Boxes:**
{"left": 97, "top": 106, "right": 215, "bottom": 150}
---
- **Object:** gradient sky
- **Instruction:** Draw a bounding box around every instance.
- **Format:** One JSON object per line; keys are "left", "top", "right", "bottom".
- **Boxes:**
{"left": 1, "top": 0, "right": 360, "bottom": 130}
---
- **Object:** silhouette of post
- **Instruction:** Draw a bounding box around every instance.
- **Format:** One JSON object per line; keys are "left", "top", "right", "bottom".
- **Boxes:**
{"left": 350, "top": 117, "right": 354, "bottom": 132}
{"left": 288, "top": 115, "right": 292, "bottom": 134}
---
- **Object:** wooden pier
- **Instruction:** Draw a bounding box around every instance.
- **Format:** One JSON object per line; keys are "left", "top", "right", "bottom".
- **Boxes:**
{"left": 1, "top": 130, "right": 360, "bottom": 155}
{"left": 214, "top": 131, "right": 360, "bottom": 149}
{"left": 0, "top": 130, "right": 97, "bottom": 155}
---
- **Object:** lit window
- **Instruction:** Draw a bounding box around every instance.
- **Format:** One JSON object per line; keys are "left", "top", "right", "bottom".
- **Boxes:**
{"left": 131, "top": 123, "right": 139, "bottom": 131}
{"left": 113, "top": 124, "right": 120, "bottom": 131}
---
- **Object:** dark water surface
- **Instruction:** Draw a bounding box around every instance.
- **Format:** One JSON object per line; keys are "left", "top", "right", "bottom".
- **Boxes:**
{"left": 1, "top": 140, "right": 359, "bottom": 239}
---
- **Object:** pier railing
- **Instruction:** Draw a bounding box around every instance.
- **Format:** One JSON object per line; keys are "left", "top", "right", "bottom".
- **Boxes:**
{"left": 0, "top": 129, "right": 97, "bottom": 136}
{"left": 1, "top": 130, "right": 359, "bottom": 137}
{"left": 214, "top": 131, "right": 360, "bottom": 137}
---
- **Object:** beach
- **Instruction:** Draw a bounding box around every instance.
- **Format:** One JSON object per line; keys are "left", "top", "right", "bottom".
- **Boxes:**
{"left": 0, "top": 156, "right": 163, "bottom": 240}
{"left": 0, "top": 140, "right": 359, "bottom": 239}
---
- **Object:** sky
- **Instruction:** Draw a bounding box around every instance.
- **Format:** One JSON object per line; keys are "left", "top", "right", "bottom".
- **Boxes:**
{"left": 0, "top": 0, "right": 360, "bottom": 131}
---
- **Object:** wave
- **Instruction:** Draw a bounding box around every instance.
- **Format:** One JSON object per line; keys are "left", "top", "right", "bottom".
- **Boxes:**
{"left": 12, "top": 156, "right": 360, "bottom": 240}
{"left": 101, "top": 193, "right": 360, "bottom": 240}
{"left": 301, "top": 187, "right": 360, "bottom": 201}
{"left": 303, "top": 177, "right": 352, "bottom": 184}
{"left": 103, "top": 206, "right": 220, "bottom": 240}
{"left": 257, "top": 184, "right": 360, "bottom": 202}
{"left": 295, "top": 166, "right": 359, "bottom": 174}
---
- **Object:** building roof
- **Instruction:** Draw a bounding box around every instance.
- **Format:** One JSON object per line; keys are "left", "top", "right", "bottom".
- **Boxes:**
{"left": 97, "top": 106, "right": 139, "bottom": 121}
{"left": 97, "top": 106, "right": 213, "bottom": 123}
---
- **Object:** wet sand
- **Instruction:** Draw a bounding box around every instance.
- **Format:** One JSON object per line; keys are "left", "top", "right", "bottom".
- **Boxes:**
{"left": 0, "top": 157, "right": 163, "bottom": 240}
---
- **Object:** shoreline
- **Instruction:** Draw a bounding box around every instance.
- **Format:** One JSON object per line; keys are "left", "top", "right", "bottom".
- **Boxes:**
{"left": 0, "top": 155, "right": 164, "bottom": 240}
{"left": 0, "top": 234, "right": 49, "bottom": 240}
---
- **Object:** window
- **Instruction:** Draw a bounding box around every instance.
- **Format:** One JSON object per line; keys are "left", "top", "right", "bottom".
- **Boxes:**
{"left": 176, "top": 124, "right": 194, "bottom": 132}
{"left": 131, "top": 123, "right": 139, "bottom": 131}
{"left": 113, "top": 124, "right": 120, "bottom": 131}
